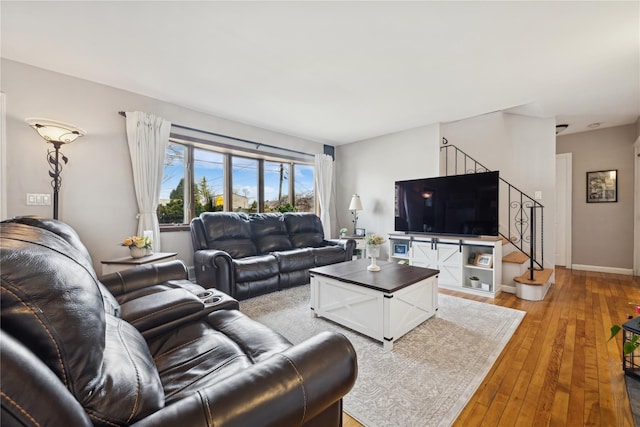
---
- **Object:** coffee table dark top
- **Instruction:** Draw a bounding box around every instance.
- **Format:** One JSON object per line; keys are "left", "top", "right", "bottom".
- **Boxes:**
{"left": 310, "top": 259, "right": 439, "bottom": 293}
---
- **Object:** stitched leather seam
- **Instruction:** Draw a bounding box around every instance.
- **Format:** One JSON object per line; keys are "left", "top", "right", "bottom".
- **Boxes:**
{"left": 165, "top": 354, "right": 244, "bottom": 399}
{"left": 2, "top": 287, "right": 69, "bottom": 388}
{"left": 153, "top": 336, "right": 204, "bottom": 361}
{"left": 86, "top": 410, "right": 120, "bottom": 427}
{"left": 199, "top": 390, "right": 214, "bottom": 426}
{"left": 116, "top": 320, "right": 142, "bottom": 423}
{"left": 0, "top": 391, "right": 42, "bottom": 427}
{"left": 280, "top": 354, "right": 307, "bottom": 426}
{"left": 130, "top": 301, "right": 198, "bottom": 326}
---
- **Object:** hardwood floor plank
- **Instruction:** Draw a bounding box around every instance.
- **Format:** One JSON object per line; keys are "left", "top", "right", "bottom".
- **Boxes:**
{"left": 344, "top": 269, "right": 638, "bottom": 426}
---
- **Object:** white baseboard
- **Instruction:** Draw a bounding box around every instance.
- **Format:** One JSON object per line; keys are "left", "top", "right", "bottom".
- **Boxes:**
{"left": 500, "top": 284, "right": 517, "bottom": 294}
{"left": 571, "top": 264, "right": 634, "bottom": 276}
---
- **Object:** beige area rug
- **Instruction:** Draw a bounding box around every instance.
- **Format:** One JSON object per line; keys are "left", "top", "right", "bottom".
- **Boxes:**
{"left": 240, "top": 286, "right": 525, "bottom": 427}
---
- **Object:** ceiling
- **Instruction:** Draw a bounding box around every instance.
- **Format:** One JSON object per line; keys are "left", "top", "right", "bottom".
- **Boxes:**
{"left": 1, "top": 1, "right": 638, "bottom": 145}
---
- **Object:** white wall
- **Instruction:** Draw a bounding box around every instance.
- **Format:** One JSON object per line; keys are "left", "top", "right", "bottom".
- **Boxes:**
{"left": 2, "top": 59, "right": 325, "bottom": 273}
{"left": 334, "top": 124, "right": 441, "bottom": 252}
{"left": 441, "top": 111, "right": 557, "bottom": 269}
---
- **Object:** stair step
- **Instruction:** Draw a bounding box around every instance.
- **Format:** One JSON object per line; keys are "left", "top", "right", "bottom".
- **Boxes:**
{"left": 503, "top": 251, "right": 529, "bottom": 264}
{"left": 501, "top": 236, "right": 517, "bottom": 245}
{"left": 514, "top": 268, "right": 554, "bottom": 286}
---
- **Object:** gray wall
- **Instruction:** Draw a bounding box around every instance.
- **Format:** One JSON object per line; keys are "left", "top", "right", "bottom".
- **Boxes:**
{"left": 1, "top": 59, "right": 325, "bottom": 273}
{"left": 334, "top": 124, "right": 441, "bottom": 254}
{"left": 556, "top": 124, "right": 636, "bottom": 270}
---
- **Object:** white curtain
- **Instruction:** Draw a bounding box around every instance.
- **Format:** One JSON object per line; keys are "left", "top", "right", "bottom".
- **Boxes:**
{"left": 314, "top": 154, "right": 334, "bottom": 238}
{"left": 125, "top": 111, "right": 171, "bottom": 251}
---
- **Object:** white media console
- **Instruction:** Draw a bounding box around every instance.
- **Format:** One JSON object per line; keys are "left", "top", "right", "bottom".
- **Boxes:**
{"left": 388, "top": 233, "right": 503, "bottom": 297}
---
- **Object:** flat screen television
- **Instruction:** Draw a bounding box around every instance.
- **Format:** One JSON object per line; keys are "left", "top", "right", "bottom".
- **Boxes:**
{"left": 394, "top": 171, "right": 499, "bottom": 237}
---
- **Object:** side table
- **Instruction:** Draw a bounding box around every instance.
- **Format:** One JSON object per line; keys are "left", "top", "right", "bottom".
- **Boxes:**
{"left": 348, "top": 236, "right": 366, "bottom": 259}
{"left": 101, "top": 252, "right": 178, "bottom": 276}
{"left": 622, "top": 317, "right": 640, "bottom": 379}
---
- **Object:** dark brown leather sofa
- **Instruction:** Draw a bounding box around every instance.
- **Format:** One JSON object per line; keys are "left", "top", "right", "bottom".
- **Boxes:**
{"left": 0, "top": 217, "right": 357, "bottom": 426}
{"left": 191, "top": 212, "right": 355, "bottom": 300}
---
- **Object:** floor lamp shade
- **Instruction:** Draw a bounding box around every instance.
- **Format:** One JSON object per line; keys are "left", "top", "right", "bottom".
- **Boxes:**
{"left": 25, "top": 118, "right": 86, "bottom": 219}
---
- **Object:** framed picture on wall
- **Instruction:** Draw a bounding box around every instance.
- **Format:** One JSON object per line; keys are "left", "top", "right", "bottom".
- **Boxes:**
{"left": 586, "top": 170, "right": 617, "bottom": 203}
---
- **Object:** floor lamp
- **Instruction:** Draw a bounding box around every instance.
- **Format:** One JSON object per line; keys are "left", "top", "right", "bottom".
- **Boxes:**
{"left": 26, "top": 118, "right": 86, "bottom": 220}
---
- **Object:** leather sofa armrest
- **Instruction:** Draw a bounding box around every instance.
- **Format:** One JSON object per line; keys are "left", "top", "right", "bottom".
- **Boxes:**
{"left": 193, "top": 249, "right": 235, "bottom": 296}
{"left": 129, "top": 331, "right": 357, "bottom": 427}
{"left": 100, "top": 260, "right": 189, "bottom": 296}
{"left": 326, "top": 238, "right": 356, "bottom": 260}
{"left": 119, "top": 288, "right": 205, "bottom": 332}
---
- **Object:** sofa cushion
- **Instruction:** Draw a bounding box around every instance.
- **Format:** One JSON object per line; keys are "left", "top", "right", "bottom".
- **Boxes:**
{"left": 313, "top": 246, "right": 347, "bottom": 266}
{"left": 199, "top": 212, "right": 257, "bottom": 258}
{"left": 273, "top": 248, "right": 315, "bottom": 273}
{"left": 284, "top": 213, "right": 325, "bottom": 248}
{"left": 250, "top": 213, "right": 293, "bottom": 254}
{"left": 233, "top": 254, "right": 279, "bottom": 282}
{"left": 0, "top": 222, "right": 164, "bottom": 426}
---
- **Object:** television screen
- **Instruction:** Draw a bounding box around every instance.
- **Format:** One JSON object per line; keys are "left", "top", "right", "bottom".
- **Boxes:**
{"left": 394, "top": 171, "right": 499, "bottom": 236}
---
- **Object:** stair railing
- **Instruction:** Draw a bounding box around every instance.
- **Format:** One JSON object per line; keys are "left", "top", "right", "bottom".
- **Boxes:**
{"left": 440, "top": 138, "right": 544, "bottom": 277}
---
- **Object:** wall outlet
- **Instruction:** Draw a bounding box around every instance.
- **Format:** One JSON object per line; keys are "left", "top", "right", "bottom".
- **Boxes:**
{"left": 534, "top": 191, "right": 543, "bottom": 200}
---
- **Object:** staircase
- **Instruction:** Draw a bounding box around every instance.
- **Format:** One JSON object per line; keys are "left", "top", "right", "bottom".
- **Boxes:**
{"left": 441, "top": 140, "right": 553, "bottom": 300}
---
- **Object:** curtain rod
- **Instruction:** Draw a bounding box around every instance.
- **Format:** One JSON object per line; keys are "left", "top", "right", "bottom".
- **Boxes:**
{"left": 118, "top": 111, "right": 314, "bottom": 158}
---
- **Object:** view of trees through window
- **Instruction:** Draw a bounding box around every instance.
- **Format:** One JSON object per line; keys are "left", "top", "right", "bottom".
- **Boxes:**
{"left": 157, "top": 141, "right": 315, "bottom": 225}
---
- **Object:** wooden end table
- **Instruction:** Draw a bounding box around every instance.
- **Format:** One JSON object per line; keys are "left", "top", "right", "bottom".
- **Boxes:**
{"left": 101, "top": 252, "right": 178, "bottom": 275}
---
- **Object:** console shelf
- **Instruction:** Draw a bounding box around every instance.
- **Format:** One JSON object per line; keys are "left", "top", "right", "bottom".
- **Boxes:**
{"left": 388, "top": 233, "right": 502, "bottom": 297}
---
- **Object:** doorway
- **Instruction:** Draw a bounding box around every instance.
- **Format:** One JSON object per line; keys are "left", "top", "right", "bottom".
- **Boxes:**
{"left": 556, "top": 153, "right": 572, "bottom": 267}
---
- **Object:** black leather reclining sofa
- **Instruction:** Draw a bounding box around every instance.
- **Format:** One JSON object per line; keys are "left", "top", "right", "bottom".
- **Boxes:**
{"left": 190, "top": 212, "right": 355, "bottom": 300}
{"left": 1, "top": 217, "right": 358, "bottom": 426}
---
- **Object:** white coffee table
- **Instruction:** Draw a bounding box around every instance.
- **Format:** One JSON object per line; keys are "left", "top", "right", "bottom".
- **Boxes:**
{"left": 310, "top": 259, "right": 439, "bottom": 351}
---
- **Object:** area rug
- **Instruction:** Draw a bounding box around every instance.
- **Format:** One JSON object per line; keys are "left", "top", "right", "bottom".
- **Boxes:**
{"left": 240, "top": 286, "right": 525, "bottom": 427}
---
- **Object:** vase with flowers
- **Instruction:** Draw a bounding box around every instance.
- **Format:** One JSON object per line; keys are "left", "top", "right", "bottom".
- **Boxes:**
{"left": 364, "top": 233, "right": 385, "bottom": 272}
{"left": 121, "top": 236, "right": 152, "bottom": 259}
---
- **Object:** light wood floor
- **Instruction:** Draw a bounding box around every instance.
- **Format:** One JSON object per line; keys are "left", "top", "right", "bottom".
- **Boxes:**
{"left": 343, "top": 268, "right": 640, "bottom": 426}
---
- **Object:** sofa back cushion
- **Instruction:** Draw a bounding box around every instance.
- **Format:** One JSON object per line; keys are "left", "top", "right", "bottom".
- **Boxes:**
{"left": 284, "top": 213, "right": 325, "bottom": 248}
{"left": 3, "top": 216, "right": 121, "bottom": 315}
{"left": 250, "top": 213, "right": 293, "bottom": 254}
{"left": 197, "top": 212, "right": 257, "bottom": 258}
{"left": 0, "top": 220, "right": 164, "bottom": 426}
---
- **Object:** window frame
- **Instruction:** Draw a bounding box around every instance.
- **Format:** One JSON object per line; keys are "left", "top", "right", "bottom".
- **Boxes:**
{"left": 158, "top": 134, "right": 315, "bottom": 230}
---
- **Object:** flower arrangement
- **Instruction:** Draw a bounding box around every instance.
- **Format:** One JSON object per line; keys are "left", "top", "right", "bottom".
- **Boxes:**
{"left": 365, "top": 233, "right": 385, "bottom": 246}
{"left": 121, "top": 236, "right": 152, "bottom": 249}
{"left": 339, "top": 227, "right": 348, "bottom": 236}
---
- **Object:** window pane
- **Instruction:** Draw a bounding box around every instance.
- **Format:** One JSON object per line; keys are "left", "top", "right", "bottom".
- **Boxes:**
{"left": 157, "top": 142, "right": 185, "bottom": 224}
{"left": 232, "top": 157, "right": 258, "bottom": 213}
{"left": 194, "top": 148, "right": 225, "bottom": 215}
{"left": 294, "top": 164, "right": 315, "bottom": 213}
{"left": 264, "top": 161, "right": 290, "bottom": 211}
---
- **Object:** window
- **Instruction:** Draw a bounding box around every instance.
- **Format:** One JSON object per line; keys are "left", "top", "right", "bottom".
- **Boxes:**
{"left": 194, "top": 148, "right": 224, "bottom": 215}
{"left": 231, "top": 157, "right": 258, "bottom": 213}
{"left": 294, "top": 164, "right": 315, "bottom": 213}
{"left": 264, "top": 161, "right": 289, "bottom": 211}
{"left": 157, "top": 139, "right": 314, "bottom": 225}
{"left": 158, "top": 143, "right": 185, "bottom": 225}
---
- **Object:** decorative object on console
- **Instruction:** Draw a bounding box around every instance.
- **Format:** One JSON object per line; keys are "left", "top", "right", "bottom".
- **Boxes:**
{"left": 586, "top": 169, "right": 618, "bottom": 203}
{"left": 365, "top": 234, "right": 385, "bottom": 272}
{"left": 340, "top": 227, "right": 348, "bottom": 237}
{"left": 474, "top": 253, "right": 493, "bottom": 268}
{"left": 355, "top": 227, "right": 365, "bottom": 237}
{"left": 349, "top": 194, "right": 363, "bottom": 234}
{"left": 393, "top": 243, "right": 408, "bottom": 256}
{"left": 469, "top": 276, "right": 480, "bottom": 288}
{"left": 25, "top": 118, "right": 86, "bottom": 219}
{"left": 121, "top": 235, "right": 152, "bottom": 259}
